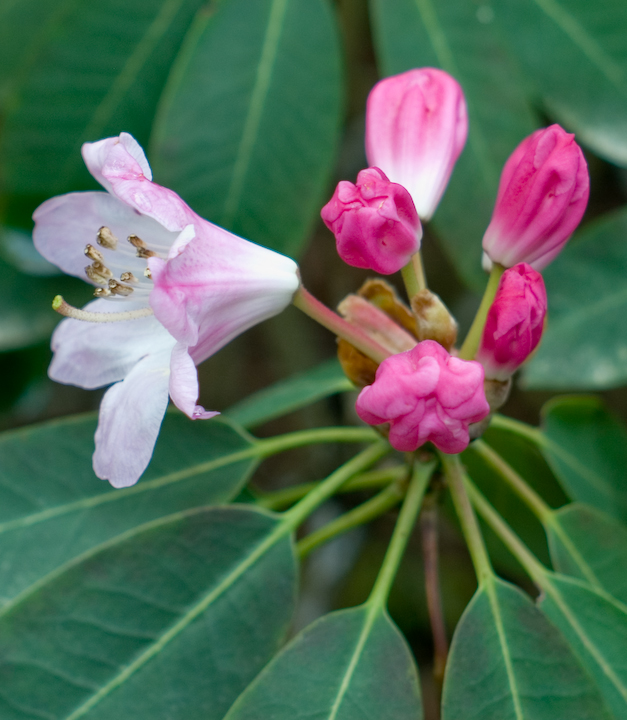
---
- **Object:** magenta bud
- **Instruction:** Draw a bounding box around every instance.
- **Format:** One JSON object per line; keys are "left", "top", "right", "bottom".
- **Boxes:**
{"left": 355, "top": 340, "right": 489, "bottom": 454}
{"left": 482, "top": 124, "right": 589, "bottom": 271}
{"left": 365, "top": 68, "right": 468, "bottom": 221}
{"left": 321, "top": 167, "right": 422, "bottom": 274}
{"left": 476, "top": 263, "right": 548, "bottom": 381}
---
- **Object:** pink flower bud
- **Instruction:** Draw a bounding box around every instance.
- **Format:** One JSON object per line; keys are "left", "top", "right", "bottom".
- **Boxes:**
{"left": 355, "top": 340, "right": 489, "bottom": 454}
{"left": 365, "top": 68, "right": 468, "bottom": 220}
{"left": 482, "top": 125, "right": 589, "bottom": 270}
{"left": 321, "top": 167, "right": 422, "bottom": 274}
{"left": 476, "top": 263, "right": 547, "bottom": 381}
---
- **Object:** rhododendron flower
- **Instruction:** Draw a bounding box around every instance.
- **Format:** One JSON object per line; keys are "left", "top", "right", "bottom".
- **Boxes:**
{"left": 365, "top": 68, "right": 468, "bottom": 220}
{"left": 321, "top": 167, "right": 421, "bottom": 274}
{"left": 482, "top": 124, "right": 589, "bottom": 271}
{"left": 476, "top": 263, "right": 547, "bottom": 381}
{"left": 355, "top": 340, "right": 489, "bottom": 453}
{"left": 34, "top": 133, "right": 299, "bottom": 488}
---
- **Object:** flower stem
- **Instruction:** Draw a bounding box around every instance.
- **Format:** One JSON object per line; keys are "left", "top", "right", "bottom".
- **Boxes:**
{"left": 297, "top": 475, "right": 409, "bottom": 558}
{"left": 420, "top": 493, "right": 448, "bottom": 685}
{"left": 292, "top": 285, "right": 390, "bottom": 364}
{"left": 458, "top": 263, "right": 505, "bottom": 360}
{"left": 256, "top": 465, "right": 407, "bottom": 511}
{"left": 52, "top": 296, "right": 154, "bottom": 323}
{"left": 401, "top": 250, "right": 427, "bottom": 299}
{"left": 367, "top": 460, "right": 437, "bottom": 611}
{"left": 489, "top": 414, "right": 545, "bottom": 446}
{"left": 253, "top": 426, "right": 378, "bottom": 458}
{"left": 440, "top": 453, "right": 493, "bottom": 585}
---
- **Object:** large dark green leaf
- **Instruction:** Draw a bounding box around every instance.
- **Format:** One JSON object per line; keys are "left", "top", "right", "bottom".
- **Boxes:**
{"left": 442, "top": 577, "right": 611, "bottom": 719}
{"left": 0, "top": 505, "right": 296, "bottom": 719}
{"left": 0, "top": 413, "right": 256, "bottom": 604}
{"left": 226, "top": 358, "right": 352, "bottom": 429}
{"left": 151, "top": 0, "right": 343, "bottom": 257}
{"left": 369, "top": 0, "right": 537, "bottom": 290}
{"left": 495, "top": 0, "right": 627, "bottom": 165}
{"left": 540, "top": 574, "right": 627, "bottom": 720}
{"left": 539, "top": 396, "right": 627, "bottom": 521}
{"left": 223, "top": 605, "right": 423, "bottom": 720}
{"left": 547, "top": 504, "right": 627, "bottom": 605}
{"left": 0, "top": 0, "right": 208, "bottom": 194}
{"left": 523, "top": 208, "right": 627, "bottom": 390}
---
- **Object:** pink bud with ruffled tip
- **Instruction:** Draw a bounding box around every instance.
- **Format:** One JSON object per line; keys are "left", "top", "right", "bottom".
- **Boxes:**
{"left": 355, "top": 340, "right": 489, "bottom": 454}
{"left": 365, "top": 68, "right": 468, "bottom": 220}
{"left": 482, "top": 124, "right": 589, "bottom": 271}
{"left": 476, "top": 263, "right": 547, "bottom": 381}
{"left": 321, "top": 167, "right": 421, "bottom": 274}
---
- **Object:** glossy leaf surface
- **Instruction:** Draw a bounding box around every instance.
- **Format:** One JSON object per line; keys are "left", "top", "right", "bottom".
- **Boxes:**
{"left": 0, "top": 413, "right": 256, "bottom": 604}
{"left": 224, "top": 605, "right": 423, "bottom": 720}
{"left": 0, "top": 505, "right": 296, "bottom": 719}
{"left": 151, "top": 0, "right": 342, "bottom": 257}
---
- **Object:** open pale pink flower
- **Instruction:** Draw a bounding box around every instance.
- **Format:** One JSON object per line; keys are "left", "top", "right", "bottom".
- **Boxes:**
{"left": 34, "top": 133, "right": 299, "bottom": 488}
{"left": 320, "top": 167, "right": 421, "bottom": 274}
{"left": 476, "top": 263, "right": 547, "bottom": 381}
{"left": 355, "top": 340, "right": 489, "bottom": 453}
{"left": 365, "top": 68, "right": 468, "bottom": 221}
{"left": 482, "top": 125, "right": 589, "bottom": 270}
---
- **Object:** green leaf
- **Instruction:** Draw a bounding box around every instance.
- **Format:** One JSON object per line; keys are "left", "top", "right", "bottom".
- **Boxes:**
{"left": 539, "top": 396, "right": 627, "bottom": 522}
{"left": 151, "top": 0, "right": 343, "bottom": 257}
{"left": 442, "top": 577, "right": 611, "bottom": 720}
{"left": 494, "top": 0, "right": 627, "bottom": 165}
{"left": 540, "top": 574, "right": 627, "bottom": 720}
{"left": 0, "top": 505, "right": 296, "bottom": 719}
{"left": 523, "top": 208, "right": 627, "bottom": 390}
{"left": 547, "top": 504, "right": 627, "bottom": 605}
{"left": 225, "top": 358, "right": 352, "bottom": 429}
{"left": 369, "top": 0, "right": 537, "bottom": 290}
{"left": 223, "top": 605, "right": 423, "bottom": 720}
{"left": 0, "top": 413, "right": 257, "bottom": 604}
{"left": 0, "top": 0, "right": 208, "bottom": 194}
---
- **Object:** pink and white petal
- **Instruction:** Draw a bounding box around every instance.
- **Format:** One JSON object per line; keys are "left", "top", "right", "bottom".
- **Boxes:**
{"left": 33, "top": 191, "right": 177, "bottom": 280}
{"left": 49, "top": 299, "right": 175, "bottom": 389}
{"left": 93, "top": 347, "right": 172, "bottom": 488}
{"left": 168, "top": 342, "right": 219, "bottom": 420}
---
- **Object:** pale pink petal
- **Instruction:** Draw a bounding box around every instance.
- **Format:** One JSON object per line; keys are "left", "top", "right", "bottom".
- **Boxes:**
{"left": 168, "top": 342, "right": 219, "bottom": 420}
{"left": 33, "top": 191, "right": 177, "bottom": 281}
{"left": 93, "top": 347, "right": 172, "bottom": 488}
{"left": 49, "top": 299, "right": 176, "bottom": 389}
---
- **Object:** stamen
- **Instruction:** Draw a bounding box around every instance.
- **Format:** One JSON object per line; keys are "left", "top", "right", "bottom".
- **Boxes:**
{"left": 97, "top": 226, "right": 118, "bottom": 250}
{"left": 84, "top": 244, "right": 104, "bottom": 263}
{"left": 128, "top": 234, "right": 157, "bottom": 258}
{"left": 85, "top": 262, "right": 113, "bottom": 284}
{"left": 144, "top": 267, "right": 152, "bottom": 279}
{"left": 120, "top": 271, "right": 138, "bottom": 283}
{"left": 53, "top": 296, "right": 154, "bottom": 323}
{"left": 94, "top": 287, "right": 112, "bottom": 297}
{"left": 108, "top": 279, "right": 134, "bottom": 296}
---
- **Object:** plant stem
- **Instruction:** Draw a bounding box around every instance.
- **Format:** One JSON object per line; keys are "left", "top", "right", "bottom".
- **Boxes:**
{"left": 441, "top": 453, "right": 493, "bottom": 585}
{"left": 256, "top": 465, "right": 407, "bottom": 510}
{"left": 253, "top": 426, "right": 378, "bottom": 458}
{"left": 458, "top": 263, "right": 505, "bottom": 360}
{"left": 470, "top": 440, "right": 552, "bottom": 523}
{"left": 420, "top": 494, "right": 448, "bottom": 685}
{"left": 367, "top": 460, "right": 436, "bottom": 611}
{"left": 297, "top": 477, "right": 408, "bottom": 558}
{"left": 292, "top": 285, "right": 390, "bottom": 364}
{"left": 489, "top": 414, "right": 545, "bottom": 446}
{"left": 281, "top": 441, "right": 391, "bottom": 531}
{"left": 401, "top": 250, "right": 427, "bottom": 299}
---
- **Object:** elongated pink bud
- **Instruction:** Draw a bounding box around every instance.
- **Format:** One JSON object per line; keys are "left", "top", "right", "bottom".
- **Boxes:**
{"left": 476, "top": 263, "right": 547, "bottom": 381}
{"left": 355, "top": 340, "right": 489, "bottom": 454}
{"left": 365, "top": 68, "right": 468, "bottom": 221}
{"left": 482, "top": 125, "right": 589, "bottom": 270}
{"left": 321, "top": 167, "right": 421, "bottom": 274}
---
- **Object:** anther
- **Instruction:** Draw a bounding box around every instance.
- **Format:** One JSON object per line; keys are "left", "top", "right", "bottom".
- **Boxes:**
{"left": 94, "top": 287, "right": 112, "bottom": 297}
{"left": 120, "top": 271, "right": 138, "bottom": 283}
{"left": 128, "top": 234, "right": 156, "bottom": 258}
{"left": 84, "top": 244, "right": 104, "bottom": 263}
{"left": 144, "top": 267, "right": 152, "bottom": 279}
{"left": 85, "top": 262, "right": 113, "bottom": 285}
{"left": 108, "top": 279, "right": 134, "bottom": 296}
{"left": 97, "top": 226, "right": 118, "bottom": 250}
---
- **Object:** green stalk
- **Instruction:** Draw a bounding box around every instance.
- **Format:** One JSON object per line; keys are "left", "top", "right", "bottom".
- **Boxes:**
{"left": 489, "top": 414, "right": 545, "bottom": 446}
{"left": 297, "top": 477, "right": 408, "bottom": 558}
{"left": 458, "top": 263, "right": 505, "bottom": 360}
{"left": 252, "top": 425, "right": 378, "bottom": 458}
{"left": 367, "top": 460, "right": 436, "bottom": 612}
{"left": 401, "top": 250, "right": 427, "bottom": 299}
